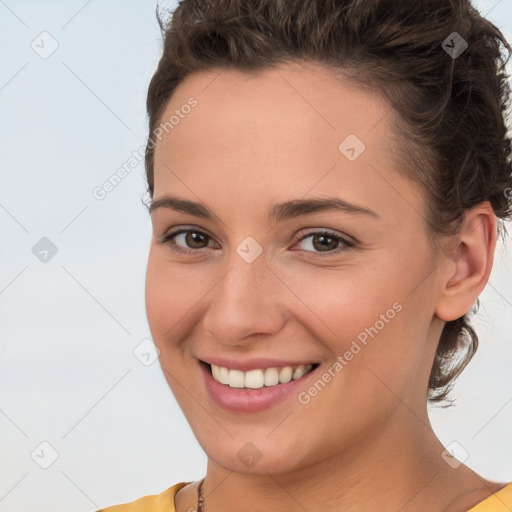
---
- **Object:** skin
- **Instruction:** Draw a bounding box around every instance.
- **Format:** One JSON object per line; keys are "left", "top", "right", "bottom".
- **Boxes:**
{"left": 145, "top": 61, "right": 505, "bottom": 511}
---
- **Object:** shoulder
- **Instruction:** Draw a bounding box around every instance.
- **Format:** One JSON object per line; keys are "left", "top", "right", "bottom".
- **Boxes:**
{"left": 468, "top": 482, "right": 512, "bottom": 511}
{"left": 96, "top": 482, "right": 191, "bottom": 512}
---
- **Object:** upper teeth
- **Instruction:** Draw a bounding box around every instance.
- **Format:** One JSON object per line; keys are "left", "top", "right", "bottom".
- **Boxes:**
{"left": 210, "top": 364, "right": 314, "bottom": 389}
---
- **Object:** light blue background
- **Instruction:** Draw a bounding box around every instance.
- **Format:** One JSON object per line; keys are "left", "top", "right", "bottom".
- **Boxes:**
{"left": 1, "top": 1, "right": 511, "bottom": 510}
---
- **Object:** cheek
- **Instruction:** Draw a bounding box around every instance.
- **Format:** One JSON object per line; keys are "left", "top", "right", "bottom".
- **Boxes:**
{"left": 145, "top": 254, "right": 189, "bottom": 362}
{"left": 146, "top": 238, "right": 433, "bottom": 376}
{"left": 144, "top": 252, "right": 205, "bottom": 401}
{"left": 283, "top": 253, "right": 433, "bottom": 388}
{"left": 279, "top": 260, "right": 400, "bottom": 336}
{"left": 145, "top": 254, "right": 169, "bottom": 338}
{"left": 145, "top": 250, "right": 204, "bottom": 341}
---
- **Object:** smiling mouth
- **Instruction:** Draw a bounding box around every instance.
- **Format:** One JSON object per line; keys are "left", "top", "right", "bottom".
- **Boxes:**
{"left": 201, "top": 361, "right": 320, "bottom": 389}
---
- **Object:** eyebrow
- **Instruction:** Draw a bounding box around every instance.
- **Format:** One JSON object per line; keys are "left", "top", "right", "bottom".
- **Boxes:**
{"left": 149, "top": 195, "right": 380, "bottom": 222}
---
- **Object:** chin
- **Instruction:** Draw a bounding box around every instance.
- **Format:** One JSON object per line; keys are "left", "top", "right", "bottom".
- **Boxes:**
{"left": 197, "top": 430, "right": 313, "bottom": 476}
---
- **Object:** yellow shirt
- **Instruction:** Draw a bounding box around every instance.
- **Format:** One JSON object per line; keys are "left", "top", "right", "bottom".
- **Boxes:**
{"left": 97, "top": 481, "right": 512, "bottom": 511}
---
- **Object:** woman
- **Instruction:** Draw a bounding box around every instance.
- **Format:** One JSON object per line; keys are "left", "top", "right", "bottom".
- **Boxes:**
{"left": 98, "top": 0, "right": 512, "bottom": 510}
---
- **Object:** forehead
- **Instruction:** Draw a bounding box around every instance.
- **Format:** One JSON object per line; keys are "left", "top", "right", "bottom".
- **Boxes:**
{"left": 157, "top": 61, "right": 392, "bottom": 159}
{"left": 152, "top": 61, "right": 420, "bottom": 222}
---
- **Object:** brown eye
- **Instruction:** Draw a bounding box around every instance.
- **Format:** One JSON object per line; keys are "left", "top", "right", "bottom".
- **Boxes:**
{"left": 183, "top": 231, "right": 209, "bottom": 249}
{"left": 159, "top": 228, "right": 216, "bottom": 255}
{"left": 293, "top": 230, "right": 356, "bottom": 257}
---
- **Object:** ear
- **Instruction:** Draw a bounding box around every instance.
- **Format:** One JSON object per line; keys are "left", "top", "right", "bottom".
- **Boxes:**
{"left": 435, "top": 201, "right": 497, "bottom": 322}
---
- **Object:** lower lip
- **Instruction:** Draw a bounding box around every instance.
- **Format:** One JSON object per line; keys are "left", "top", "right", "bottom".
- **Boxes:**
{"left": 200, "top": 361, "right": 318, "bottom": 413}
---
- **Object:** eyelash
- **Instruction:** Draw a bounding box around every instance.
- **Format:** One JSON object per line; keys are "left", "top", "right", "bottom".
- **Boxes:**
{"left": 157, "top": 227, "right": 356, "bottom": 258}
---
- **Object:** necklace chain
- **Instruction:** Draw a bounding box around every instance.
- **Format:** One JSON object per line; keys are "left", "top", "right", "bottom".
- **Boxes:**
{"left": 197, "top": 477, "right": 205, "bottom": 512}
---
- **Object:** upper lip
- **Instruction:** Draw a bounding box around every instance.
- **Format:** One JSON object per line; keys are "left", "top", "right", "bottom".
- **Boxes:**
{"left": 200, "top": 357, "right": 319, "bottom": 372}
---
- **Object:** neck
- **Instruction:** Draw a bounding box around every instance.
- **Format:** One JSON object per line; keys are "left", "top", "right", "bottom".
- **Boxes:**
{"left": 199, "top": 407, "right": 475, "bottom": 512}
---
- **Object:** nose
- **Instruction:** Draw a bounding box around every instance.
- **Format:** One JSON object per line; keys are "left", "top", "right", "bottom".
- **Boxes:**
{"left": 200, "top": 247, "right": 286, "bottom": 346}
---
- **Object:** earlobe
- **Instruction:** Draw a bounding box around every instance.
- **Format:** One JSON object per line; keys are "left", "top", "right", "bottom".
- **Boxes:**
{"left": 435, "top": 201, "right": 497, "bottom": 322}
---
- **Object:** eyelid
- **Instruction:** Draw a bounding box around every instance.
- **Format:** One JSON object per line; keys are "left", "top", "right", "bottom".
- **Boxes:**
{"left": 158, "top": 225, "right": 357, "bottom": 257}
{"left": 294, "top": 227, "right": 356, "bottom": 245}
{"left": 160, "top": 225, "right": 356, "bottom": 243}
{"left": 291, "top": 229, "right": 357, "bottom": 257}
{"left": 157, "top": 226, "right": 218, "bottom": 253}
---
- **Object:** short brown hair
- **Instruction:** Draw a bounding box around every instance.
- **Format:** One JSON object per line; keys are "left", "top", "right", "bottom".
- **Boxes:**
{"left": 144, "top": 0, "right": 512, "bottom": 403}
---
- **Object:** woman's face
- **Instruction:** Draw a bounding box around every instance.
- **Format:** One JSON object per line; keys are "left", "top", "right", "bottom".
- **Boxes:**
{"left": 146, "top": 61, "right": 449, "bottom": 474}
